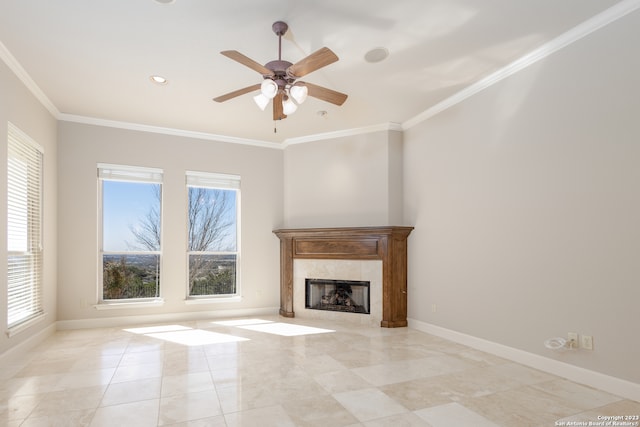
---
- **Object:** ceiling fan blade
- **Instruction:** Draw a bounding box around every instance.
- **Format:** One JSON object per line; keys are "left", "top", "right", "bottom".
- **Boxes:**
{"left": 302, "top": 82, "right": 348, "bottom": 106}
{"left": 213, "top": 83, "right": 261, "bottom": 103}
{"left": 287, "top": 47, "right": 338, "bottom": 78}
{"left": 273, "top": 92, "right": 286, "bottom": 121}
{"left": 220, "top": 50, "right": 275, "bottom": 77}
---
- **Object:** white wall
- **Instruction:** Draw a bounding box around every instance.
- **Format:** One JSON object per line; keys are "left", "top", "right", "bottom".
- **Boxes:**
{"left": 403, "top": 11, "right": 640, "bottom": 383}
{"left": 0, "top": 60, "right": 58, "bottom": 356}
{"left": 283, "top": 130, "right": 404, "bottom": 228}
{"left": 57, "top": 122, "right": 283, "bottom": 323}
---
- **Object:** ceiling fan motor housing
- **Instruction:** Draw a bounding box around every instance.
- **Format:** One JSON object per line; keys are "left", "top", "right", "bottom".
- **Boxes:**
{"left": 272, "top": 21, "right": 288, "bottom": 36}
{"left": 264, "top": 60, "right": 295, "bottom": 87}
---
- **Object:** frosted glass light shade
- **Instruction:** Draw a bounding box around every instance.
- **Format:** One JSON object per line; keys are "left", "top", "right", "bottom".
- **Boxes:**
{"left": 282, "top": 97, "right": 297, "bottom": 115}
{"left": 260, "top": 79, "right": 278, "bottom": 99}
{"left": 290, "top": 85, "right": 308, "bottom": 104}
{"left": 253, "top": 93, "right": 269, "bottom": 111}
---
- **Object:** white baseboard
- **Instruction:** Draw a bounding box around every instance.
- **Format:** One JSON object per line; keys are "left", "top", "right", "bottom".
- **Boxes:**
{"left": 56, "top": 306, "right": 280, "bottom": 330}
{"left": 0, "top": 322, "right": 57, "bottom": 365}
{"left": 408, "top": 318, "right": 640, "bottom": 402}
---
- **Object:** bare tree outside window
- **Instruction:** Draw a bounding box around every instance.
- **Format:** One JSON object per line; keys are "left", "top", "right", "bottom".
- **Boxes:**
{"left": 131, "top": 186, "right": 237, "bottom": 296}
{"left": 130, "top": 186, "right": 162, "bottom": 252}
{"left": 187, "top": 187, "right": 236, "bottom": 295}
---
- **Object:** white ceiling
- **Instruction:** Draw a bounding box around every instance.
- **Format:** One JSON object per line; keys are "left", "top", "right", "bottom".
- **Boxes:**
{"left": 0, "top": 0, "right": 631, "bottom": 144}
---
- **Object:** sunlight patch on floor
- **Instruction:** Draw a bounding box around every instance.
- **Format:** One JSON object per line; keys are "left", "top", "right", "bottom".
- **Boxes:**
{"left": 212, "top": 318, "right": 274, "bottom": 326}
{"left": 124, "top": 324, "right": 192, "bottom": 334}
{"left": 237, "top": 322, "right": 335, "bottom": 337}
{"left": 147, "top": 329, "right": 250, "bottom": 346}
{"left": 121, "top": 319, "right": 335, "bottom": 344}
{"left": 123, "top": 324, "right": 249, "bottom": 346}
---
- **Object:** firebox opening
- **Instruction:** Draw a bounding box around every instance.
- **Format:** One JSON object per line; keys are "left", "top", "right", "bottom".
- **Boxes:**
{"left": 305, "top": 278, "right": 370, "bottom": 314}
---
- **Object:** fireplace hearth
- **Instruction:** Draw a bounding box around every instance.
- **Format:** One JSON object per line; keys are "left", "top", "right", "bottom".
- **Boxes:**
{"left": 306, "top": 278, "right": 370, "bottom": 314}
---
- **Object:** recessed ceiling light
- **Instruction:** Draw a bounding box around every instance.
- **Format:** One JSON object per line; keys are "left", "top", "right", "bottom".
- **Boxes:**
{"left": 364, "top": 47, "right": 389, "bottom": 63}
{"left": 149, "top": 75, "right": 168, "bottom": 85}
{"left": 155, "top": 0, "right": 175, "bottom": 4}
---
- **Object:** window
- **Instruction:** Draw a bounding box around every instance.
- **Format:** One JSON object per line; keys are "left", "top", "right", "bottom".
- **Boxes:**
{"left": 186, "top": 171, "right": 240, "bottom": 298}
{"left": 7, "top": 123, "right": 44, "bottom": 332}
{"left": 98, "top": 164, "right": 163, "bottom": 302}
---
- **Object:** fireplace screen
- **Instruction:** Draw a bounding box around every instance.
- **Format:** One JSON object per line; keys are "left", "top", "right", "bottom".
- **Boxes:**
{"left": 305, "top": 278, "right": 370, "bottom": 314}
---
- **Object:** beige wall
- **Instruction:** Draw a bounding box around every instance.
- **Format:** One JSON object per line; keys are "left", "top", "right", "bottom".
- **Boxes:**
{"left": 283, "top": 130, "right": 404, "bottom": 228}
{"left": 403, "top": 11, "right": 640, "bottom": 382}
{"left": 0, "top": 60, "right": 58, "bottom": 355}
{"left": 57, "top": 122, "right": 283, "bottom": 322}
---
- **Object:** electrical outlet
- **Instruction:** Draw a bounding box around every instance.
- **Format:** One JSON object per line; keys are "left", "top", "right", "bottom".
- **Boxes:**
{"left": 581, "top": 335, "right": 594, "bottom": 350}
{"left": 431, "top": 304, "right": 437, "bottom": 313}
{"left": 568, "top": 332, "right": 579, "bottom": 349}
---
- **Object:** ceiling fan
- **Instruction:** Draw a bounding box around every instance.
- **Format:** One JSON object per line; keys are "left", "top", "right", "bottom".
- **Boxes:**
{"left": 213, "top": 21, "right": 348, "bottom": 122}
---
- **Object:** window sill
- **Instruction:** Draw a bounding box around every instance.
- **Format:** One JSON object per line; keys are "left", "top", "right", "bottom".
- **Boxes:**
{"left": 184, "top": 296, "right": 241, "bottom": 305}
{"left": 94, "top": 298, "right": 165, "bottom": 310}
{"left": 6, "top": 312, "right": 47, "bottom": 337}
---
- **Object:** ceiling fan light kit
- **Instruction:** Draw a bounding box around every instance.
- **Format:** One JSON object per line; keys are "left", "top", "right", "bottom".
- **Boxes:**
{"left": 253, "top": 93, "right": 270, "bottom": 111}
{"left": 282, "top": 96, "right": 298, "bottom": 115}
{"left": 260, "top": 79, "right": 279, "bottom": 99}
{"left": 213, "top": 21, "right": 347, "bottom": 124}
{"left": 290, "top": 84, "right": 308, "bottom": 104}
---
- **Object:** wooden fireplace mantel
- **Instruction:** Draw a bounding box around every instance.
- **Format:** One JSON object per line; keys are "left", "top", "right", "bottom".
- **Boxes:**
{"left": 273, "top": 226, "right": 414, "bottom": 327}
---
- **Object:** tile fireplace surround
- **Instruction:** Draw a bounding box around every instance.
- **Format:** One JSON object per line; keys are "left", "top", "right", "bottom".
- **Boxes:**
{"left": 273, "top": 226, "right": 414, "bottom": 327}
{"left": 295, "top": 259, "right": 382, "bottom": 326}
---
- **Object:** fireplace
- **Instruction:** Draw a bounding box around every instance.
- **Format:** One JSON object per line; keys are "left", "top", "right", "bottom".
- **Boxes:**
{"left": 273, "top": 226, "right": 413, "bottom": 327}
{"left": 306, "top": 278, "right": 370, "bottom": 314}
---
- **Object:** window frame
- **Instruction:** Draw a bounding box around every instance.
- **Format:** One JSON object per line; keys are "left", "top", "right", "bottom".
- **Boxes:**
{"left": 97, "top": 163, "right": 164, "bottom": 305}
{"left": 6, "top": 123, "right": 45, "bottom": 336}
{"left": 185, "top": 171, "right": 241, "bottom": 301}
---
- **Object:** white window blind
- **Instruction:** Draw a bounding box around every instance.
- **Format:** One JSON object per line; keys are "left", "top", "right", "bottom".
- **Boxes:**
{"left": 7, "top": 123, "right": 44, "bottom": 331}
{"left": 97, "top": 163, "right": 163, "bottom": 183}
{"left": 186, "top": 171, "right": 240, "bottom": 189}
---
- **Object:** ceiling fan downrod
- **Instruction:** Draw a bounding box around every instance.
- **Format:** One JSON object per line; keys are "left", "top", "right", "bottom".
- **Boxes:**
{"left": 272, "top": 21, "right": 288, "bottom": 61}
{"left": 264, "top": 21, "right": 293, "bottom": 91}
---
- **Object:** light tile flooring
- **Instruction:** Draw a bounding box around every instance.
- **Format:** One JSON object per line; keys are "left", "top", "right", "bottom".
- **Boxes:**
{"left": 1, "top": 315, "right": 638, "bottom": 426}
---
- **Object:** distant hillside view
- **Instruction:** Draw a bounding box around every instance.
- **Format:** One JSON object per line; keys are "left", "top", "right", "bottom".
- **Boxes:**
{"left": 189, "top": 254, "right": 236, "bottom": 296}
{"left": 102, "top": 253, "right": 236, "bottom": 299}
{"left": 102, "top": 254, "right": 159, "bottom": 299}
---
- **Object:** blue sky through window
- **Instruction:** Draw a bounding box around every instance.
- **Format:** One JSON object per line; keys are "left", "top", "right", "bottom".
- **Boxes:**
{"left": 102, "top": 180, "right": 160, "bottom": 252}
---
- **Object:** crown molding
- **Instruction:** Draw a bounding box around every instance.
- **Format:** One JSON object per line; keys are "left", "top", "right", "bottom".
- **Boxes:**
{"left": 60, "top": 114, "right": 403, "bottom": 149}
{"left": 0, "top": 40, "right": 59, "bottom": 118}
{"left": 402, "top": 0, "right": 640, "bottom": 130}
{"left": 58, "top": 113, "right": 283, "bottom": 149}
{"left": 282, "top": 122, "right": 403, "bottom": 147}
